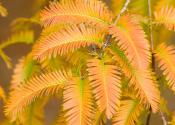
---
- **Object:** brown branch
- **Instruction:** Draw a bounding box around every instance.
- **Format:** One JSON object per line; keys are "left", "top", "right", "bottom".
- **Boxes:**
{"left": 148, "top": 0, "right": 154, "bottom": 52}
{"left": 146, "top": 0, "right": 154, "bottom": 123}
{"left": 146, "top": 1, "right": 153, "bottom": 125}
{"left": 147, "top": 0, "right": 167, "bottom": 125}
{"left": 113, "top": 0, "right": 130, "bottom": 25}
{"left": 101, "top": 0, "right": 131, "bottom": 51}
{"left": 160, "top": 111, "right": 167, "bottom": 125}
{"left": 146, "top": 107, "right": 152, "bottom": 125}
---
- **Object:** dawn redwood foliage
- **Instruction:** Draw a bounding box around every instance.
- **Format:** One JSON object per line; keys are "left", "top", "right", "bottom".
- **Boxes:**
{"left": 1, "top": 0, "right": 175, "bottom": 124}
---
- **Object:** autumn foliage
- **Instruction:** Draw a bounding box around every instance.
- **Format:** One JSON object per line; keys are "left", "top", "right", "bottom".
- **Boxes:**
{"left": 1, "top": 0, "right": 175, "bottom": 125}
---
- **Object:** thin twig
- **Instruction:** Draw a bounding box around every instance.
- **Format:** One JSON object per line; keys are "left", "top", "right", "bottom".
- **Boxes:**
{"left": 101, "top": 0, "right": 131, "bottom": 51}
{"left": 147, "top": 0, "right": 167, "bottom": 125}
{"left": 113, "top": 0, "right": 130, "bottom": 25}
{"left": 146, "top": 1, "right": 153, "bottom": 125}
{"left": 146, "top": 107, "right": 152, "bottom": 125}
{"left": 148, "top": 0, "right": 154, "bottom": 52}
{"left": 160, "top": 111, "right": 167, "bottom": 125}
{"left": 146, "top": 0, "right": 154, "bottom": 123}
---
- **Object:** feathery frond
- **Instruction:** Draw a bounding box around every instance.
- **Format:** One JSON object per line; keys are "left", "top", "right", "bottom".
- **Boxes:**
{"left": 154, "top": 43, "right": 175, "bottom": 92}
{"left": 11, "top": 17, "right": 40, "bottom": 31}
{"left": 0, "top": 49, "right": 12, "bottom": 68}
{"left": 63, "top": 78, "right": 95, "bottom": 125}
{"left": 112, "top": 99, "right": 142, "bottom": 125}
{"left": 108, "top": 45, "right": 160, "bottom": 112}
{"left": 155, "top": 0, "right": 175, "bottom": 11}
{"left": 56, "top": 104, "right": 68, "bottom": 125}
{"left": 87, "top": 58, "right": 121, "bottom": 119}
{"left": 5, "top": 70, "right": 71, "bottom": 121}
{"left": 10, "top": 56, "right": 40, "bottom": 90}
{"left": 109, "top": 15, "right": 151, "bottom": 69}
{"left": 16, "top": 99, "right": 46, "bottom": 125}
{"left": 154, "top": 6, "right": 175, "bottom": 31}
{"left": 66, "top": 49, "right": 91, "bottom": 67}
{"left": 40, "top": 56, "right": 70, "bottom": 71}
{"left": 0, "top": 31, "right": 34, "bottom": 68}
{"left": 40, "top": 0, "right": 113, "bottom": 27}
{"left": 129, "top": 70, "right": 160, "bottom": 112}
{"left": 108, "top": 45, "right": 133, "bottom": 77}
{"left": 0, "top": 30, "right": 34, "bottom": 50}
{"left": 93, "top": 110, "right": 106, "bottom": 125}
{"left": 41, "top": 23, "right": 69, "bottom": 36}
{"left": 32, "top": 25, "right": 105, "bottom": 61}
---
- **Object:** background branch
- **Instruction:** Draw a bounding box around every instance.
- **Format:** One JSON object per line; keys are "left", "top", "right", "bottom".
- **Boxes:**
{"left": 160, "top": 111, "right": 167, "bottom": 125}
{"left": 147, "top": 0, "right": 167, "bottom": 125}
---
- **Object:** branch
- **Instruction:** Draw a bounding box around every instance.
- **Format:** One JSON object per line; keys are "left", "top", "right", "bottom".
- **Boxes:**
{"left": 148, "top": 0, "right": 154, "bottom": 52}
{"left": 147, "top": 0, "right": 167, "bottom": 125}
{"left": 102, "top": 0, "right": 131, "bottom": 50}
{"left": 146, "top": 0, "right": 154, "bottom": 123}
{"left": 160, "top": 111, "right": 167, "bottom": 125}
{"left": 113, "top": 0, "right": 130, "bottom": 25}
{"left": 146, "top": 107, "right": 152, "bottom": 125}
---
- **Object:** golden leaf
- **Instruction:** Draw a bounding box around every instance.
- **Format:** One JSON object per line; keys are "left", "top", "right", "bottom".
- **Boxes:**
{"left": 5, "top": 70, "right": 71, "bottom": 121}
{"left": 87, "top": 58, "right": 121, "bottom": 118}
{"left": 155, "top": 43, "right": 175, "bottom": 92}
{"left": 40, "top": 0, "right": 113, "bottom": 28}
{"left": 63, "top": 78, "right": 95, "bottom": 125}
